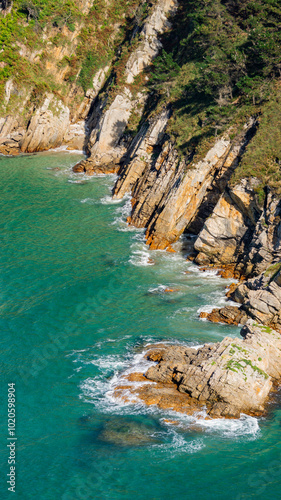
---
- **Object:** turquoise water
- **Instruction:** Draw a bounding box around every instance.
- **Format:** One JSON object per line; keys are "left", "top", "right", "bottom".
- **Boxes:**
{"left": 0, "top": 152, "right": 280, "bottom": 500}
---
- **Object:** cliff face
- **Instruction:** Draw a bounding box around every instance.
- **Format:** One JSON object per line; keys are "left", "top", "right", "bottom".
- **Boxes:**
{"left": 2, "top": 0, "right": 281, "bottom": 419}
{"left": 2, "top": 2, "right": 281, "bottom": 326}
{"left": 0, "top": 0, "right": 162, "bottom": 154}
{"left": 2, "top": 1, "right": 281, "bottom": 306}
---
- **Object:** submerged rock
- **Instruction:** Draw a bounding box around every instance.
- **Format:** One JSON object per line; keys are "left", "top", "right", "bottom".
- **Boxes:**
{"left": 98, "top": 416, "right": 161, "bottom": 446}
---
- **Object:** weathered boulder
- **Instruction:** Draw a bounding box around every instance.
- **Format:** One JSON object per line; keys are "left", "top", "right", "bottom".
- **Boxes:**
{"left": 199, "top": 305, "right": 248, "bottom": 326}
{"left": 202, "top": 265, "right": 281, "bottom": 330}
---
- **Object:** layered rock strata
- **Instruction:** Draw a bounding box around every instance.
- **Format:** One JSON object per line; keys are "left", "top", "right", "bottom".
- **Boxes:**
{"left": 74, "top": 0, "right": 178, "bottom": 174}
{"left": 196, "top": 186, "right": 281, "bottom": 330}
{"left": 204, "top": 267, "right": 281, "bottom": 328}
{"left": 115, "top": 321, "right": 281, "bottom": 418}
{"left": 112, "top": 119, "right": 257, "bottom": 250}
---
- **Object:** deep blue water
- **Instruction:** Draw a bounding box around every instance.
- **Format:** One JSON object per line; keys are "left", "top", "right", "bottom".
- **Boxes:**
{"left": 0, "top": 152, "right": 281, "bottom": 500}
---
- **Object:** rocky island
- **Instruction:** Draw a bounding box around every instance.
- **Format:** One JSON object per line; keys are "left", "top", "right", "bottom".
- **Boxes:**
{"left": 1, "top": 0, "right": 281, "bottom": 419}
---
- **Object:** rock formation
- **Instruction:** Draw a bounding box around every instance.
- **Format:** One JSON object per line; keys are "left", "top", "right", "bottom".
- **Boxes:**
{"left": 112, "top": 119, "right": 257, "bottom": 250}
{"left": 74, "top": 0, "right": 178, "bottom": 174}
{"left": 2, "top": 0, "right": 281, "bottom": 420}
{"left": 196, "top": 187, "right": 281, "bottom": 331}
{"left": 115, "top": 320, "right": 281, "bottom": 418}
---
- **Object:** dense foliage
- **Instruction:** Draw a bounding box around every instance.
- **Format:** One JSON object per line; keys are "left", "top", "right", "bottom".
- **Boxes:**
{"left": 1, "top": 0, "right": 281, "bottom": 191}
{"left": 0, "top": 0, "right": 141, "bottom": 104}
{"left": 147, "top": 0, "right": 281, "bottom": 190}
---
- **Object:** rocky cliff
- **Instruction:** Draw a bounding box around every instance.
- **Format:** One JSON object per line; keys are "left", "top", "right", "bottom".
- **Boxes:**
{"left": 2, "top": 0, "right": 281, "bottom": 419}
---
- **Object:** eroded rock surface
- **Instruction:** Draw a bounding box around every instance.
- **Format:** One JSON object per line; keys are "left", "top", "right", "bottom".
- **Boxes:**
{"left": 75, "top": 0, "right": 178, "bottom": 175}
{"left": 194, "top": 178, "right": 262, "bottom": 266}
{"left": 111, "top": 119, "right": 257, "bottom": 250}
{"left": 115, "top": 321, "right": 281, "bottom": 418}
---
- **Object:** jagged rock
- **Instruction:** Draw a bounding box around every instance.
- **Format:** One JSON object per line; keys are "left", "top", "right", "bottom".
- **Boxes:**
{"left": 146, "top": 321, "right": 281, "bottom": 416}
{"left": 114, "top": 320, "right": 281, "bottom": 418}
{"left": 20, "top": 95, "right": 70, "bottom": 153}
{"left": 239, "top": 191, "right": 281, "bottom": 277}
{"left": 113, "top": 107, "right": 172, "bottom": 199}
{"left": 0, "top": 115, "right": 26, "bottom": 155}
{"left": 112, "top": 118, "right": 257, "bottom": 250}
{"left": 63, "top": 121, "right": 85, "bottom": 151}
{"left": 199, "top": 305, "right": 248, "bottom": 325}
{"left": 205, "top": 266, "right": 281, "bottom": 330}
{"left": 74, "top": 0, "right": 178, "bottom": 174}
{"left": 145, "top": 132, "right": 249, "bottom": 250}
{"left": 74, "top": 65, "right": 110, "bottom": 122}
{"left": 125, "top": 0, "right": 178, "bottom": 84}
{"left": 194, "top": 178, "right": 261, "bottom": 266}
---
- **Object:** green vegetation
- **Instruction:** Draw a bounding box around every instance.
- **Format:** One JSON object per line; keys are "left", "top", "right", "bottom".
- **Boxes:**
{"left": 264, "top": 262, "right": 281, "bottom": 280}
{"left": 231, "top": 343, "right": 248, "bottom": 354}
{"left": 0, "top": 0, "right": 142, "bottom": 108}
{"left": 253, "top": 322, "right": 273, "bottom": 334}
{"left": 1, "top": 0, "right": 281, "bottom": 192}
{"left": 226, "top": 358, "right": 269, "bottom": 379}
{"left": 146, "top": 0, "right": 281, "bottom": 190}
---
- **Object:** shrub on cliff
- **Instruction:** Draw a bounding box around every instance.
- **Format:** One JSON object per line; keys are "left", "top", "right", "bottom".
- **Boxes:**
{"left": 146, "top": 0, "right": 281, "bottom": 191}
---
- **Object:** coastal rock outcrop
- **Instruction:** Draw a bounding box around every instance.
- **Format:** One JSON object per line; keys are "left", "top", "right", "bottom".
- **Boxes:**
{"left": 74, "top": 0, "right": 178, "bottom": 174}
{"left": 115, "top": 321, "right": 281, "bottom": 418}
{"left": 201, "top": 264, "right": 281, "bottom": 330}
{"left": 194, "top": 185, "right": 281, "bottom": 276}
{"left": 194, "top": 178, "right": 262, "bottom": 266}
{"left": 20, "top": 95, "right": 70, "bottom": 153}
{"left": 111, "top": 120, "right": 257, "bottom": 250}
{"left": 196, "top": 186, "right": 281, "bottom": 330}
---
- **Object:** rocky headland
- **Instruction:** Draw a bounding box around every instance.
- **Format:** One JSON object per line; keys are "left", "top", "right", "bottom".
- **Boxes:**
{"left": 2, "top": 0, "right": 281, "bottom": 419}
{"left": 114, "top": 320, "right": 281, "bottom": 418}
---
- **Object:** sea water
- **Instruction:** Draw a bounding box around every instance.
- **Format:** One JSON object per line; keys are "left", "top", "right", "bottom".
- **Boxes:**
{"left": 0, "top": 152, "right": 280, "bottom": 500}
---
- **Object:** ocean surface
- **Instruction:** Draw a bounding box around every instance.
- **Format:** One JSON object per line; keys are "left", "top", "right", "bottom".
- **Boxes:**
{"left": 0, "top": 152, "right": 280, "bottom": 500}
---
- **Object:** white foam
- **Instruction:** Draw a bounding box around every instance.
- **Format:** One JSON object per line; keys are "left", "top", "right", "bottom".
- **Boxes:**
{"left": 152, "top": 433, "right": 205, "bottom": 455}
{"left": 110, "top": 195, "right": 144, "bottom": 234}
{"left": 76, "top": 342, "right": 261, "bottom": 440}
{"left": 161, "top": 409, "right": 260, "bottom": 440}
{"left": 47, "top": 145, "right": 84, "bottom": 154}
{"left": 196, "top": 413, "right": 260, "bottom": 438}
{"left": 100, "top": 195, "right": 123, "bottom": 205}
{"left": 148, "top": 285, "right": 168, "bottom": 293}
{"left": 80, "top": 198, "right": 96, "bottom": 204}
{"left": 129, "top": 249, "right": 154, "bottom": 267}
{"left": 187, "top": 264, "right": 239, "bottom": 284}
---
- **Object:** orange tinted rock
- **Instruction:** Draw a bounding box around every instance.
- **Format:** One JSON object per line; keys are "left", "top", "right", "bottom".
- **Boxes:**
{"left": 125, "top": 372, "right": 147, "bottom": 382}
{"left": 166, "top": 244, "right": 176, "bottom": 253}
{"left": 199, "top": 305, "right": 247, "bottom": 325}
{"left": 226, "top": 282, "right": 238, "bottom": 298}
{"left": 73, "top": 162, "right": 86, "bottom": 173}
{"left": 113, "top": 376, "right": 205, "bottom": 416}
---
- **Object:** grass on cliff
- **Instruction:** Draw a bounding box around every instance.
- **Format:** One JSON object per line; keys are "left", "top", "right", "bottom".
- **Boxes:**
{"left": 232, "top": 86, "right": 281, "bottom": 193}
{"left": 0, "top": 0, "right": 144, "bottom": 113}
{"left": 143, "top": 0, "right": 281, "bottom": 192}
